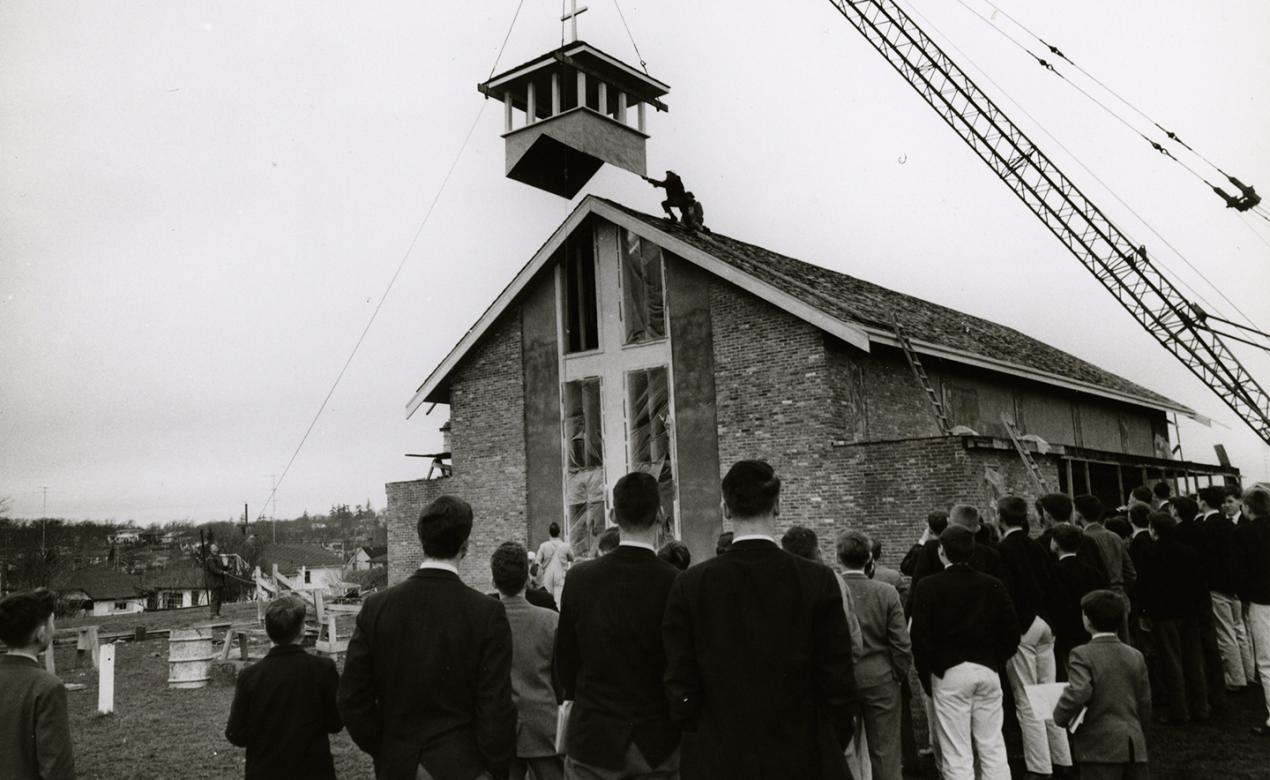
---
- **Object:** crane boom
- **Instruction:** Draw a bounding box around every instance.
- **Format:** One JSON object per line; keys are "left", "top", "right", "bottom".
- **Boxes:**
{"left": 827, "top": 0, "right": 1270, "bottom": 445}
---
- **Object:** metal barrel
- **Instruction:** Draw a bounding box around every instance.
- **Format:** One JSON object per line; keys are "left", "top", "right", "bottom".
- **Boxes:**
{"left": 167, "top": 627, "right": 215, "bottom": 689}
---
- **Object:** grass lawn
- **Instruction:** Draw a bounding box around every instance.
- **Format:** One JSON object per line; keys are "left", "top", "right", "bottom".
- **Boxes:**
{"left": 46, "top": 609, "right": 1270, "bottom": 779}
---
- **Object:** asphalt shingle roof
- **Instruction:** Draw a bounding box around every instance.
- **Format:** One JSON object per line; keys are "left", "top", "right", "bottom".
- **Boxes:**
{"left": 258, "top": 544, "right": 345, "bottom": 575}
{"left": 52, "top": 566, "right": 143, "bottom": 600}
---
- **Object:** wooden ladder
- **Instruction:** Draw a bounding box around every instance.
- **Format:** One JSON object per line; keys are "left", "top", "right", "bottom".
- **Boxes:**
{"left": 1000, "top": 413, "right": 1050, "bottom": 493}
{"left": 890, "top": 314, "right": 951, "bottom": 436}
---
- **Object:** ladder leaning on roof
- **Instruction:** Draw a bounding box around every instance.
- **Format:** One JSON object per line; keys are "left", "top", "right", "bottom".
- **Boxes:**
{"left": 890, "top": 313, "right": 952, "bottom": 436}
{"left": 1001, "top": 413, "right": 1050, "bottom": 494}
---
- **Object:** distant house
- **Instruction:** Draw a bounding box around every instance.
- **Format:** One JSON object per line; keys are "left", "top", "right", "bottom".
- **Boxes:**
{"left": 141, "top": 562, "right": 210, "bottom": 611}
{"left": 52, "top": 567, "right": 145, "bottom": 617}
{"left": 258, "top": 543, "right": 345, "bottom": 591}
{"left": 111, "top": 531, "right": 141, "bottom": 545}
{"left": 345, "top": 546, "right": 388, "bottom": 572}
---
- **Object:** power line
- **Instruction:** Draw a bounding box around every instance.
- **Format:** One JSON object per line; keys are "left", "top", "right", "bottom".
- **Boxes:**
{"left": 251, "top": 4, "right": 525, "bottom": 524}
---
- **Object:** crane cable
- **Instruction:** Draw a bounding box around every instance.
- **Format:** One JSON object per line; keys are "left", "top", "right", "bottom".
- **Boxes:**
{"left": 949, "top": 0, "right": 1262, "bottom": 213}
{"left": 611, "top": 0, "right": 650, "bottom": 73}
{"left": 892, "top": 0, "right": 1267, "bottom": 338}
{"left": 248, "top": 0, "right": 526, "bottom": 526}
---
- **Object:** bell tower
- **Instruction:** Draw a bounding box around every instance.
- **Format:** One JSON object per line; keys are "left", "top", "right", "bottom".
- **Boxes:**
{"left": 477, "top": 2, "right": 670, "bottom": 199}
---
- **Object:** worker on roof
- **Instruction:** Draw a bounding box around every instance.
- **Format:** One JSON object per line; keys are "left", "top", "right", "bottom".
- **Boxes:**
{"left": 682, "top": 191, "right": 709, "bottom": 233}
{"left": 644, "top": 170, "right": 690, "bottom": 222}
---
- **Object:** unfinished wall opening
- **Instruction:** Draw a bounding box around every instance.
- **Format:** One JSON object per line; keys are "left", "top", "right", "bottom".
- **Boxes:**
{"left": 563, "top": 237, "right": 599, "bottom": 354}
{"left": 619, "top": 229, "right": 666, "bottom": 345}
{"left": 626, "top": 365, "right": 677, "bottom": 546}
{"left": 564, "top": 377, "right": 606, "bottom": 555}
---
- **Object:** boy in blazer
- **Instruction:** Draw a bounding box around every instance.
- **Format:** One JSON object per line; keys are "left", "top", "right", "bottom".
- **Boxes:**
{"left": 1053, "top": 590, "right": 1151, "bottom": 780}
{"left": 226, "top": 595, "right": 343, "bottom": 780}
{"left": 0, "top": 588, "right": 75, "bottom": 780}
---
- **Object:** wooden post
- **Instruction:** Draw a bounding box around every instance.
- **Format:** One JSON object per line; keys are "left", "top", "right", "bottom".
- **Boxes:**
{"left": 503, "top": 91, "right": 513, "bottom": 132}
{"left": 97, "top": 643, "right": 115, "bottom": 715}
{"left": 219, "top": 627, "right": 235, "bottom": 661}
{"left": 75, "top": 626, "right": 100, "bottom": 670}
{"left": 313, "top": 589, "right": 325, "bottom": 625}
{"left": 576, "top": 71, "right": 586, "bottom": 110}
{"left": 637, "top": 101, "right": 646, "bottom": 132}
{"left": 616, "top": 91, "right": 627, "bottom": 123}
{"left": 597, "top": 81, "right": 607, "bottom": 115}
{"left": 526, "top": 82, "right": 536, "bottom": 124}
{"left": 238, "top": 631, "right": 249, "bottom": 661}
{"left": 551, "top": 72, "right": 561, "bottom": 116}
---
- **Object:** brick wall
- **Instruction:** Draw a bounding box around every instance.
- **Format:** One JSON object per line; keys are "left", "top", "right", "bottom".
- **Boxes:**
{"left": 386, "top": 312, "right": 529, "bottom": 590}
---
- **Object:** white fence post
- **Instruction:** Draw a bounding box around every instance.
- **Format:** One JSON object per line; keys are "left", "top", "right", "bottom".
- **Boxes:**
{"left": 98, "top": 643, "right": 116, "bottom": 715}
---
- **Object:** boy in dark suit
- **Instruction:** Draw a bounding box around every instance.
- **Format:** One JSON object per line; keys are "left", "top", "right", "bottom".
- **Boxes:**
{"left": 0, "top": 588, "right": 75, "bottom": 780}
{"left": 226, "top": 595, "right": 342, "bottom": 779}
{"left": 663, "top": 460, "right": 858, "bottom": 780}
{"left": 1048, "top": 523, "right": 1107, "bottom": 681}
{"left": 1054, "top": 590, "right": 1151, "bottom": 780}
{"left": 555, "top": 472, "right": 682, "bottom": 779}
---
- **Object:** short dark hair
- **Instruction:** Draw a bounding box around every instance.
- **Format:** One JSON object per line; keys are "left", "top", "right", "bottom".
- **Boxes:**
{"left": 657, "top": 540, "right": 691, "bottom": 571}
{"left": 837, "top": 530, "right": 872, "bottom": 569}
{"left": 1037, "top": 493, "right": 1074, "bottom": 523}
{"left": 939, "top": 525, "right": 975, "bottom": 564}
{"left": 1130, "top": 486, "right": 1153, "bottom": 504}
{"left": 548, "top": 522, "right": 561, "bottom": 538}
{"left": 1197, "top": 485, "right": 1226, "bottom": 509}
{"left": 870, "top": 539, "right": 884, "bottom": 561}
{"left": 927, "top": 510, "right": 949, "bottom": 535}
{"left": 997, "top": 496, "right": 1029, "bottom": 528}
{"left": 722, "top": 460, "right": 781, "bottom": 518}
{"left": 0, "top": 588, "right": 57, "bottom": 646}
{"left": 491, "top": 542, "right": 529, "bottom": 596}
{"left": 1072, "top": 494, "right": 1104, "bottom": 524}
{"left": 1105, "top": 516, "right": 1132, "bottom": 540}
{"left": 1149, "top": 510, "right": 1178, "bottom": 534}
{"left": 597, "top": 526, "right": 621, "bottom": 554}
{"left": 613, "top": 472, "right": 661, "bottom": 530}
{"left": 1244, "top": 487, "right": 1270, "bottom": 519}
{"left": 1153, "top": 482, "right": 1172, "bottom": 500}
{"left": 265, "top": 595, "right": 307, "bottom": 644}
{"left": 1051, "top": 522, "right": 1084, "bottom": 553}
{"left": 1081, "top": 589, "right": 1125, "bottom": 633}
{"left": 949, "top": 504, "right": 980, "bottom": 530}
{"left": 1128, "top": 503, "right": 1151, "bottom": 529}
{"left": 781, "top": 526, "right": 820, "bottom": 561}
{"left": 715, "top": 531, "right": 734, "bottom": 556}
{"left": 1172, "top": 495, "right": 1199, "bottom": 523}
{"left": 417, "top": 495, "right": 473, "bottom": 559}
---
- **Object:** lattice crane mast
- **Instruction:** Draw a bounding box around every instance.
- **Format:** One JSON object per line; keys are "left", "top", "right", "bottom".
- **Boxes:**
{"left": 825, "top": 0, "right": 1270, "bottom": 446}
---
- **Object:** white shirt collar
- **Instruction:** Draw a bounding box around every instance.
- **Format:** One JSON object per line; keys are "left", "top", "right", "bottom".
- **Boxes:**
{"left": 1002, "top": 526, "right": 1024, "bottom": 538}
{"left": 1201, "top": 509, "right": 1219, "bottom": 519}
{"left": 1132, "top": 527, "right": 1150, "bottom": 537}
{"left": 418, "top": 560, "right": 460, "bottom": 575}
{"left": 6, "top": 650, "right": 41, "bottom": 663}
{"left": 1058, "top": 552, "right": 1076, "bottom": 560}
{"left": 843, "top": 569, "right": 869, "bottom": 577}
{"left": 618, "top": 540, "right": 656, "bottom": 552}
{"left": 1091, "top": 632, "right": 1118, "bottom": 640}
{"left": 732, "top": 533, "right": 778, "bottom": 545}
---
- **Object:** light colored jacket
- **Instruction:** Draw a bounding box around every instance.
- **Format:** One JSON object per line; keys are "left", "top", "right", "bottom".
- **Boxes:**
{"left": 834, "top": 572, "right": 866, "bottom": 662}
{"left": 1053, "top": 635, "right": 1150, "bottom": 763}
{"left": 501, "top": 594, "right": 561, "bottom": 758}
{"left": 843, "top": 572, "right": 912, "bottom": 688}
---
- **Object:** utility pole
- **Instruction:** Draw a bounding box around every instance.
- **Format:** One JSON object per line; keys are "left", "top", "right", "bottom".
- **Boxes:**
{"left": 40, "top": 486, "right": 48, "bottom": 557}
{"left": 269, "top": 475, "right": 278, "bottom": 543}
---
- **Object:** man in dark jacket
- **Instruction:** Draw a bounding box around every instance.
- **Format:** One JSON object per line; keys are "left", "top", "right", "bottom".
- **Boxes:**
{"left": 227, "top": 595, "right": 342, "bottom": 779}
{"left": 339, "top": 496, "right": 515, "bottom": 780}
{"left": 1037, "top": 494, "right": 1107, "bottom": 577}
{"left": 907, "top": 504, "right": 1009, "bottom": 611}
{"left": 0, "top": 588, "right": 75, "bottom": 780}
{"left": 555, "top": 472, "right": 682, "bottom": 778}
{"left": 911, "top": 525, "right": 1020, "bottom": 780}
{"left": 1232, "top": 486, "right": 1270, "bottom": 736}
{"left": 1199, "top": 485, "right": 1255, "bottom": 692}
{"left": 663, "top": 460, "right": 858, "bottom": 779}
{"left": 1048, "top": 523, "right": 1108, "bottom": 680}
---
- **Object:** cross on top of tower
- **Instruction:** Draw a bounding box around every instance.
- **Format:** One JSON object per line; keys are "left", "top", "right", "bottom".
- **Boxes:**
{"left": 561, "top": 0, "right": 588, "bottom": 43}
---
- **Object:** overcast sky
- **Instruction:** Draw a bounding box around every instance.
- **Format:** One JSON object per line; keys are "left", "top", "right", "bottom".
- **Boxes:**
{"left": 3, "top": 1, "right": 1268, "bottom": 524}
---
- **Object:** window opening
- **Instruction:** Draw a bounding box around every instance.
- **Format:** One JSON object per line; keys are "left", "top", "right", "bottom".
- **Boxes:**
{"left": 564, "top": 377, "right": 606, "bottom": 555}
{"left": 620, "top": 230, "right": 666, "bottom": 344}
{"left": 564, "top": 239, "right": 599, "bottom": 353}
{"left": 627, "top": 366, "right": 676, "bottom": 546}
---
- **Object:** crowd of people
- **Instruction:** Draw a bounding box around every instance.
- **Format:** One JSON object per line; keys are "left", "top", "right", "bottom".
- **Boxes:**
{"left": 2, "top": 461, "right": 1268, "bottom": 780}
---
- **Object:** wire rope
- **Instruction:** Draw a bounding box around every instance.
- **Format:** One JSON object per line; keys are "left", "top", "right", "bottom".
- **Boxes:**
{"left": 611, "top": 0, "right": 650, "bottom": 72}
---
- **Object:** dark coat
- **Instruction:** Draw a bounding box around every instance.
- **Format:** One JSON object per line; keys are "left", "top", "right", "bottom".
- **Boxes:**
{"left": 1233, "top": 516, "right": 1270, "bottom": 605}
{"left": 1038, "top": 526, "right": 1107, "bottom": 579}
{"left": 0, "top": 655, "right": 75, "bottom": 780}
{"left": 1053, "top": 636, "right": 1151, "bottom": 763}
{"left": 909, "top": 564, "right": 1020, "bottom": 694}
{"left": 226, "top": 644, "right": 342, "bottom": 780}
{"left": 1200, "top": 511, "right": 1239, "bottom": 596}
{"left": 996, "top": 528, "right": 1053, "bottom": 631}
{"left": 338, "top": 568, "right": 516, "bottom": 780}
{"left": 1137, "top": 535, "right": 1207, "bottom": 621}
{"left": 662, "top": 539, "right": 859, "bottom": 780}
{"left": 1049, "top": 555, "right": 1107, "bottom": 657}
{"left": 906, "top": 533, "right": 1010, "bottom": 612}
{"left": 554, "top": 545, "right": 681, "bottom": 770}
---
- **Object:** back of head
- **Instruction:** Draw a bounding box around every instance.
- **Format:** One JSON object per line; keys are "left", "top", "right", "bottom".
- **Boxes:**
{"left": 1197, "top": 485, "right": 1226, "bottom": 511}
{"left": 715, "top": 531, "right": 734, "bottom": 556}
{"left": 1127, "top": 503, "right": 1151, "bottom": 530}
{"left": 417, "top": 495, "right": 474, "bottom": 559}
{"left": 722, "top": 460, "right": 781, "bottom": 519}
{"left": 870, "top": 539, "right": 884, "bottom": 562}
{"left": 0, "top": 588, "right": 57, "bottom": 648}
{"left": 657, "top": 540, "right": 691, "bottom": 571}
{"left": 949, "top": 504, "right": 980, "bottom": 532}
{"left": 1081, "top": 589, "right": 1125, "bottom": 633}
{"left": 1130, "top": 485, "right": 1153, "bottom": 505}
{"left": 836, "top": 530, "right": 872, "bottom": 570}
{"left": 1105, "top": 516, "right": 1132, "bottom": 540}
{"left": 596, "top": 526, "right": 621, "bottom": 555}
{"left": 939, "top": 525, "right": 975, "bottom": 565}
{"left": 1153, "top": 482, "right": 1172, "bottom": 501}
{"left": 1148, "top": 510, "right": 1178, "bottom": 537}
{"left": 265, "top": 595, "right": 307, "bottom": 645}
{"left": 1051, "top": 522, "right": 1084, "bottom": 554}
{"left": 613, "top": 471, "right": 661, "bottom": 530}
{"left": 927, "top": 510, "right": 949, "bottom": 535}
{"left": 780, "top": 525, "right": 820, "bottom": 561}
{"left": 1172, "top": 495, "right": 1199, "bottom": 523}
{"left": 1242, "top": 486, "right": 1270, "bottom": 519}
{"left": 491, "top": 541, "right": 529, "bottom": 596}
{"left": 1072, "top": 494, "right": 1103, "bottom": 524}
{"left": 548, "top": 521, "right": 561, "bottom": 539}
{"left": 1037, "top": 493, "right": 1074, "bottom": 523}
{"left": 997, "top": 496, "right": 1029, "bottom": 529}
